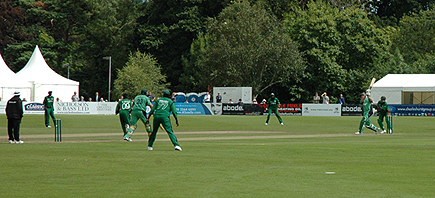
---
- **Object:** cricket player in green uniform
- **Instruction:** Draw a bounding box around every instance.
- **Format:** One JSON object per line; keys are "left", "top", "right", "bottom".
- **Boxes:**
{"left": 265, "top": 93, "right": 283, "bottom": 125}
{"left": 123, "top": 89, "right": 153, "bottom": 141}
{"left": 115, "top": 93, "right": 132, "bottom": 139}
{"left": 147, "top": 90, "right": 181, "bottom": 151}
{"left": 355, "top": 92, "right": 380, "bottom": 135}
{"left": 376, "top": 96, "right": 392, "bottom": 134}
{"left": 43, "top": 91, "right": 56, "bottom": 128}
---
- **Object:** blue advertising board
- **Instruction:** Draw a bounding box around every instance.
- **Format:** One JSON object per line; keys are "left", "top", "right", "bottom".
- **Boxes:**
{"left": 389, "top": 104, "right": 435, "bottom": 116}
{"left": 175, "top": 103, "right": 212, "bottom": 115}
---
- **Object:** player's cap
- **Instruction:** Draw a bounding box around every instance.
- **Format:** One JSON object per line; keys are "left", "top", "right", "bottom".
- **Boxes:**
{"left": 48, "top": 91, "right": 52, "bottom": 93}
{"left": 141, "top": 88, "right": 147, "bottom": 95}
{"left": 381, "top": 96, "right": 386, "bottom": 100}
{"left": 270, "top": 93, "right": 275, "bottom": 96}
{"left": 360, "top": 93, "right": 365, "bottom": 96}
{"left": 14, "top": 91, "right": 20, "bottom": 96}
{"left": 163, "top": 90, "right": 171, "bottom": 97}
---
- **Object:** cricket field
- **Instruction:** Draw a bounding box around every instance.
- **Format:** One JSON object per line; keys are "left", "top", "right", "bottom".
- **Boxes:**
{"left": 1, "top": 114, "right": 434, "bottom": 197}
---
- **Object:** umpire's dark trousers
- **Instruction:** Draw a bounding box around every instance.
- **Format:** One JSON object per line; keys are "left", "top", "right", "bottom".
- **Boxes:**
{"left": 8, "top": 119, "right": 21, "bottom": 141}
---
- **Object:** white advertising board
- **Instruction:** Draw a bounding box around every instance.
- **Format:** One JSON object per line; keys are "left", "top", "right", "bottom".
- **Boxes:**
{"left": 302, "top": 104, "right": 341, "bottom": 116}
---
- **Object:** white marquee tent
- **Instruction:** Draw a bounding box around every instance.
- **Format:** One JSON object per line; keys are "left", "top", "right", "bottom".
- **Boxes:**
{"left": 15, "top": 46, "right": 79, "bottom": 102}
{"left": 371, "top": 74, "right": 435, "bottom": 104}
{"left": 0, "top": 54, "right": 32, "bottom": 101}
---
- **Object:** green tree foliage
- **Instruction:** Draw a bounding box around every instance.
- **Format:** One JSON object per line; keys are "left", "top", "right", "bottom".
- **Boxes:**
{"left": 185, "top": 0, "right": 305, "bottom": 98}
{"left": 113, "top": 51, "right": 169, "bottom": 99}
{"left": 392, "top": 9, "right": 435, "bottom": 64}
{"left": 134, "top": 0, "right": 231, "bottom": 91}
{"left": 366, "top": 0, "right": 433, "bottom": 26}
{"left": 284, "top": 1, "right": 391, "bottom": 103}
{"left": 0, "top": 0, "right": 32, "bottom": 58}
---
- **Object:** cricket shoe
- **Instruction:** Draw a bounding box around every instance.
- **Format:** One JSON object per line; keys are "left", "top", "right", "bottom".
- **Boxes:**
{"left": 47, "top": 126, "right": 51, "bottom": 128}
{"left": 355, "top": 132, "right": 362, "bottom": 135}
{"left": 124, "top": 137, "right": 132, "bottom": 142}
{"left": 375, "top": 128, "right": 380, "bottom": 135}
{"left": 175, "top": 146, "right": 182, "bottom": 151}
{"left": 380, "top": 130, "right": 386, "bottom": 134}
{"left": 16, "top": 140, "right": 23, "bottom": 144}
{"left": 280, "top": 123, "right": 284, "bottom": 125}
{"left": 265, "top": 123, "right": 268, "bottom": 126}
{"left": 148, "top": 147, "right": 153, "bottom": 151}
{"left": 9, "top": 140, "right": 15, "bottom": 144}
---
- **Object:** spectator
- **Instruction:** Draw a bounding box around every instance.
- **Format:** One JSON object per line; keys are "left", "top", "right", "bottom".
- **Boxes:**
{"left": 228, "top": 98, "right": 233, "bottom": 104}
{"left": 203, "top": 92, "right": 211, "bottom": 103}
{"left": 338, "top": 94, "right": 346, "bottom": 105}
{"left": 148, "top": 91, "right": 155, "bottom": 102}
{"left": 238, "top": 99, "right": 243, "bottom": 104}
{"left": 261, "top": 99, "right": 266, "bottom": 105}
{"left": 185, "top": 99, "right": 189, "bottom": 103}
{"left": 321, "top": 92, "right": 329, "bottom": 104}
{"left": 22, "top": 98, "right": 27, "bottom": 102}
{"left": 252, "top": 99, "right": 258, "bottom": 104}
{"left": 100, "top": 98, "right": 105, "bottom": 102}
{"left": 172, "top": 92, "right": 177, "bottom": 102}
{"left": 95, "top": 92, "right": 100, "bottom": 102}
{"left": 89, "top": 98, "right": 93, "bottom": 102}
{"left": 216, "top": 92, "right": 222, "bottom": 103}
{"left": 71, "top": 91, "right": 79, "bottom": 102}
{"left": 313, "top": 92, "right": 320, "bottom": 104}
{"left": 80, "top": 96, "right": 85, "bottom": 102}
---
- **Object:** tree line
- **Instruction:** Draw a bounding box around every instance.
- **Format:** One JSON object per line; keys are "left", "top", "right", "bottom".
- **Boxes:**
{"left": 1, "top": 0, "right": 434, "bottom": 103}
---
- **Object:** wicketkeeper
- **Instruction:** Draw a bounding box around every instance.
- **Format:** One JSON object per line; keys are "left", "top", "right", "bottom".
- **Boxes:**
{"left": 355, "top": 91, "right": 380, "bottom": 135}
{"left": 376, "top": 96, "right": 392, "bottom": 134}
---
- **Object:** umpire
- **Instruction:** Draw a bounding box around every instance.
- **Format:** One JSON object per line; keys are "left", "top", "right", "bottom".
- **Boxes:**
{"left": 6, "top": 91, "right": 24, "bottom": 144}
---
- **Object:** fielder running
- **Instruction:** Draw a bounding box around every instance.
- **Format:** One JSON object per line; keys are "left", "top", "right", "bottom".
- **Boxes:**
{"left": 115, "top": 93, "right": 133, "bottom": 139}
{"left": 355, "top": 92, "right": 380, "bottom": 135}
{"left": 376, "top": 96, "right": 392, "bottom": 134}
{"left": 265, "top": 93, "right": 283, "bottom": 125}
{"left": 123, "top": 89, "right": 153, "bottom": 141}
{"left": 147, "top": 90, "right": 182, "bottom": 151}
{"left": 43, "top": 91, "right": 56, "bottom": 128}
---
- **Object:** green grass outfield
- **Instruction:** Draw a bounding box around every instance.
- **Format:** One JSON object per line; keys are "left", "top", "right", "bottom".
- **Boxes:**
{"left": 1, "top": 114, "right": 435, "bottom": 197}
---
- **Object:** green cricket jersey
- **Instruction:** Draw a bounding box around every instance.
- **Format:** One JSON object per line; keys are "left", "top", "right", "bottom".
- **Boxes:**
{"left": 362, "top": 96, "right": 371, "bottom": 116}
{"left": 267, "top": 97, "right": 280, "bottom": 109}
{"left": 376, "top": 101, "right": 388, "bottom": 115}
{"left": 116, "top": 99, "right": 132, "bottom": 114}
{"left": 150, "top": 97, "right": 178, "bottom": 118}
{"left": 132, "top": 95, "right": 151, "bottom": 112}
{"left": 43, "top": 96, "right": 55, "bottom": 109}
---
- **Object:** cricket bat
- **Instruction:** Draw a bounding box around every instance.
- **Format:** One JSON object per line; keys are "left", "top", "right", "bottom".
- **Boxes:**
{"left": 368, "top": 78, "right": 376, "bottom": 90}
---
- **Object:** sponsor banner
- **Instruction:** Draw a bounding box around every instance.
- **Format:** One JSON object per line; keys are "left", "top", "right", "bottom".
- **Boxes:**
{"left": 175, "top": 103, "right": 212, "bottom": 115}
{"left": 277, "top": 104, "right": 302, "bottom": 116}
{"left": 244, "top": 104, "right": 265, "bottom": 116}
{"left": 389, "top": 104, "right": 435, "bottom": 116}
{"left": 341, "top": 104, "right": 363, "bottom": 116}
{"left": 55, "top": 102, "right": 117, "bottom": 114}
{"left": 302, "top": 104, "right": 341, "bottom": 116}
{"left": 222, "top": 103, "right": 245, "bottom": 115}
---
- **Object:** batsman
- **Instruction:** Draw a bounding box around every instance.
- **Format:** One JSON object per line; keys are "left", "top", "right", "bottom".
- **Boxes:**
{"left": 355, "top": 91, "right": 380, "bottom": 135}
{"left": 376, "top": 96, "right": 392, "bottom": 134}
{"left": 123, "top": 89, "right": 153, "bottom": 141}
